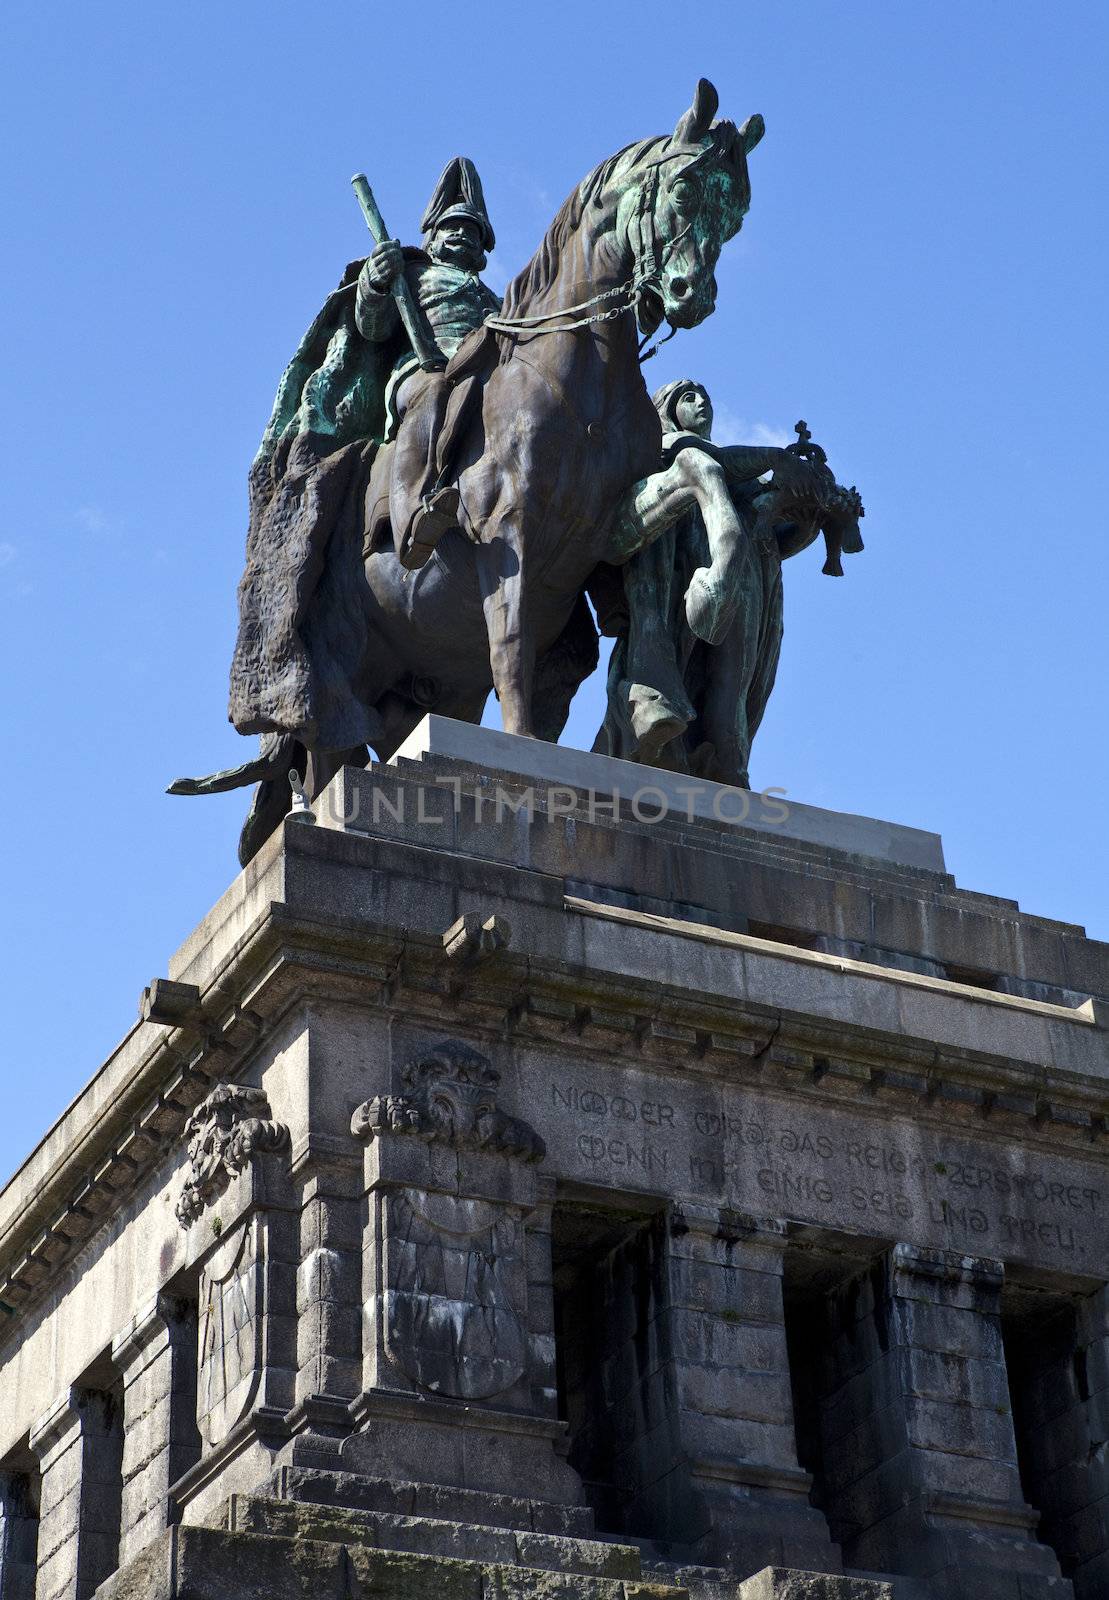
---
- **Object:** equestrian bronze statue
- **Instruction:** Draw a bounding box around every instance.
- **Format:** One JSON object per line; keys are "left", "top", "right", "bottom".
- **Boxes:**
{"left": 170, "top": 78, "right": 863, "bottom": 862}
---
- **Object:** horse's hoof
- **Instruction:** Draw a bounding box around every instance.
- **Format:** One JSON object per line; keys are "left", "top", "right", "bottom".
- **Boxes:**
{"left": 684, "top": 568, "right": 734, "bottom": 646}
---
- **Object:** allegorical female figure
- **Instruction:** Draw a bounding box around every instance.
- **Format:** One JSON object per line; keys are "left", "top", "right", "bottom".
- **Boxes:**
{"left": 594, "top": 378, "right": 863, "bottom": 786}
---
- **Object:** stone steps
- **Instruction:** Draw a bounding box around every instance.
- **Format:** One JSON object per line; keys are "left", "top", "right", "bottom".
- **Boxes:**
{"left": 261, "top": 1465, "right": 597, "bottom": 1538}
{"left": 98, "top": 1524, "right": 687, "bottom": 1600}
{"left": 222, "top": 1492, "right": 644, "bottom": 1581}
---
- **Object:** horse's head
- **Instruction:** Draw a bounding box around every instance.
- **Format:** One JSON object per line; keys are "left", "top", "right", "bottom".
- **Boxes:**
{"left": 619, "top": 79, "right": 764, "bottom": 334}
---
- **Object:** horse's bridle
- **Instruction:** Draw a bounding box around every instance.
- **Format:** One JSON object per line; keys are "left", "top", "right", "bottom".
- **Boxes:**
{"left": 482, "top": 155, "right": 694, "bottom": 361}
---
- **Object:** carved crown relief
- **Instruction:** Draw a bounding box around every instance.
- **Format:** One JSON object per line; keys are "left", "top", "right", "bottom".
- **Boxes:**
{"left": 351, "top": 1039, "right": 545, "bottom": 1162}
{"left": 177, "top": 1084, "right": 289, "bottom": 1227}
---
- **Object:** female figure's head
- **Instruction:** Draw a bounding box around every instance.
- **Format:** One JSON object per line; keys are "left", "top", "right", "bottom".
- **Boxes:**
{"left": 652, "top": 378, "right": 713, "bottom": 440}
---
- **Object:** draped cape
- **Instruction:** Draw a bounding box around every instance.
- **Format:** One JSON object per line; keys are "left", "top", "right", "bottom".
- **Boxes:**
{"left": 227, "top": 253, "right": 424, "bottom": 749}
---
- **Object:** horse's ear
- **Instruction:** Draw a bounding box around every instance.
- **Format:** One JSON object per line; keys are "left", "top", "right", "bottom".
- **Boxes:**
{"left": 739, "top": 113, "right": 765, "bottom": 154}
{"left": 673, "top": 78, "right": 719, "bottom": 144}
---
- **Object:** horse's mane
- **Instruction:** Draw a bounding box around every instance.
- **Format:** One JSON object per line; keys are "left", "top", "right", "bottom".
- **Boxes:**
{"left": 499, "top": 136, "right": 669, "bottom": 317}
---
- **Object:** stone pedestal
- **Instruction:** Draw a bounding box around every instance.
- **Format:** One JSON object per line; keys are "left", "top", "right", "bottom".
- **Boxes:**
{"left": 1, "top": 721, "right": 1107, "bottom": 1600}
{"left": 343, "top": 1038, "right": 582, "bottom": 1510}
{"left": 171, "top": 1088, "right": 299, "bottom": 1523}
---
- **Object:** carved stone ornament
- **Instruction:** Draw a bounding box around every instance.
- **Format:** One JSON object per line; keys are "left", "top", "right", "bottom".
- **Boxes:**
{"left": 350, "top": 1039, "right": 545, "bottom": 1162}
{"left": 176, "top": 1084, "right": 289, "bottom": 1228}
{"left": 197, "top": 1221, "right": 263, "bottom": 1444}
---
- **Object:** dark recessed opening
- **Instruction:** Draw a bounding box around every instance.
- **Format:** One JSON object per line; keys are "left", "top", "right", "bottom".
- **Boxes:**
{"left": 0, "top": 1453, "right": 41, "bottom": 1600}
{"left": 1001, "top": 1284, "right": 1087, "bottom": 1577}
{"left": 166, "top": 1294, "right": 203, "bottom": 1502}
{"left": 782, "top": 1237, "right": 890, "bottom": 1561}
{"left": 942, "top": 962, "right": 1000, "bottom": 991}
{"left": 747, "top": 920, "right": 820, "bottom": 951}
{"left": 86, "top": 1385, "right": 125, "bottom": 1590}
{"left": 552, "top": 1198, "right": 678, "bottom": 1542}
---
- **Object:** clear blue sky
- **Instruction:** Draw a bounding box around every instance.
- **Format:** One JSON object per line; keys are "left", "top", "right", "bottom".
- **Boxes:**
{"left": 2, "top": 3, "right": 1106, "bottom": 1185}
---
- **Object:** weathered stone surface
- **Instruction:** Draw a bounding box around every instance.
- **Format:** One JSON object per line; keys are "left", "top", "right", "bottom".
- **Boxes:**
{"left": 737, "top": 1571, "right": 893, "bottom": 1600}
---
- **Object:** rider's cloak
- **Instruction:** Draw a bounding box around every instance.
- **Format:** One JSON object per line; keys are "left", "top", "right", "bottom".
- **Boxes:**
{"left": 227, "top": 254, "right": 422, "bottom": 751}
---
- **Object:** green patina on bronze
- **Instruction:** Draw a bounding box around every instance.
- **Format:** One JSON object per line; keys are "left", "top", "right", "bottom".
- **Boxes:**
{"left": 169, "top": 79, "right": 865, "bottom": 861}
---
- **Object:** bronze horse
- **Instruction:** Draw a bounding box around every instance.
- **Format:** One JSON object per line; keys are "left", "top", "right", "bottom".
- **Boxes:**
{"left": 173, "top": 81, "right": 763, "bottom": 861}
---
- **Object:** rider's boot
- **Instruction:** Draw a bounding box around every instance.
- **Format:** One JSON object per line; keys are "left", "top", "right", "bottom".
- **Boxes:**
{"left": 401, "top": 484, "right": 461, "bottom": 570}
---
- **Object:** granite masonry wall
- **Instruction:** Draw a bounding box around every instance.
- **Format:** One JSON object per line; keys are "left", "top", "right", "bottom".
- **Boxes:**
{"left": 1, "top": 727, "right": 1107, "bottom": 1600}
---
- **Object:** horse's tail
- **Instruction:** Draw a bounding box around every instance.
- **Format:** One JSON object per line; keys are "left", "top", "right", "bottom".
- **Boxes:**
{"left": 166, "top": 731, "right": 296, "bottom": 796}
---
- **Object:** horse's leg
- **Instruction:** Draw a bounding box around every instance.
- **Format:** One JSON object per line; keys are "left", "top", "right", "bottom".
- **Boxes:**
{"left": 237, "top": 740, "right": 306, "bottom": 867}
{"left": 476, "top": 529, "right": 535, "bottom": 737}
{"left": 306, "top": 745, "right": 369, "bottom": 802}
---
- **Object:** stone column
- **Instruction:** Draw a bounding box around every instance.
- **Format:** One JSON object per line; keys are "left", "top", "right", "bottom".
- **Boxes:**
{"left": 29, "top": 1390, "right": 123, "bottom": 1600}
{"left": 111, "top": 1295, "right": 199, "bottom": 1567}
{"left": 818, "top": 1244, "right": 1064, "bottom": 1598}
{"left": 0, "top": 1472, "right": 38, "bottom": 1600}
{"left": 664, "top": 1206, "right": 840, "bottom": 1574}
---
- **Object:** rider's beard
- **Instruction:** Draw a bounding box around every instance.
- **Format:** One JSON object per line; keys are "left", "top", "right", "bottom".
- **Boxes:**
{"left": 429, "top": 238, "right": 481, "bottom": 271}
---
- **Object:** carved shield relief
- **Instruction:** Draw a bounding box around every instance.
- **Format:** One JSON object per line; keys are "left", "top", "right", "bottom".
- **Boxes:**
{"left": 197, "top": 1220, "right": 264, "bottom": 1445}
{"left": 382, "top": 1188, "right": 528, "bottom": 1400}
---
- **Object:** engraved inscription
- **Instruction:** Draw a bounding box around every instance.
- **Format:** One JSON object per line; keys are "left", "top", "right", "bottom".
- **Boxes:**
{"left": 545, "top": 1073, "right": 1105, "bottom": 1268}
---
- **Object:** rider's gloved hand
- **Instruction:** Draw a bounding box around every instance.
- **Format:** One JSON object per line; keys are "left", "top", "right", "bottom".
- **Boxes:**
{"left": 366, "top": 240, "right": 404, "bottom": 293}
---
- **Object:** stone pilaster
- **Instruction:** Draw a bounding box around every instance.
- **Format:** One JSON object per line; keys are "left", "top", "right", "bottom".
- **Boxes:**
{"left": 524, "top": 1173, "right": 560, "bottom": 1421}
{"left": 346, "top": 1038, "right": 581, "bottom": 1508}
{"left": 0, "top": 1472, "right": 38, "bottom": 1600}
{"left": 169, "top": 1080, "right": 298, "bottom": 1524}
{"left": 287, "top": 1138, "right": 362, "bottom": 1449}
{"left": 819, "top": 1244, "right": 1065, "bottom": 1598}
{"left": 110, "top": 1295, "right": 199, "bottom": 1567}
{"left": 29, "top": 1390, "right": 123, "bottom": 1600}
{"left": 664, "top": 1206, "right": 840, "bottom": 1574}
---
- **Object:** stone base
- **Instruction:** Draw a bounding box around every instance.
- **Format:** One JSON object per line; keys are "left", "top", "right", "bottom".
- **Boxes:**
{"left": 5, "top": 718, "right": 1107, "bottom": 1600}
